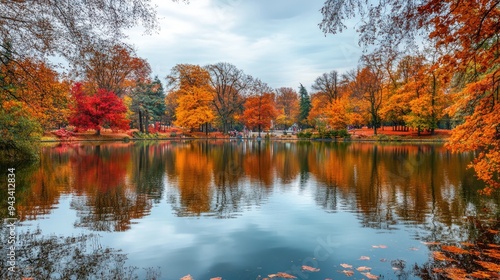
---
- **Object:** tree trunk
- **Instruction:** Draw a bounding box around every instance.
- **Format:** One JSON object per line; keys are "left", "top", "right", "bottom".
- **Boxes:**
{"left": 139, "top": 110, "right": 143, "bottom": 133}
{"left": 144, "top": 112, "right": 149, "bottom": 134}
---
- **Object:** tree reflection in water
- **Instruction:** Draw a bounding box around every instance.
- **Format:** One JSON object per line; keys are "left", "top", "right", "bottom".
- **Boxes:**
{"left": 0, "top": 227, "right": 160, "bottom": 280}
{"left": 1, "top": 141, "right": 499, "bottom": 278}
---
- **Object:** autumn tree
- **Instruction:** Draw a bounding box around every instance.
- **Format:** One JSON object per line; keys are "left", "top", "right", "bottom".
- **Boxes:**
{"left": 69, "top": 83, "right": 129, "bottom": 135}
{"left": 242, "top": 79, "right": 277, "bottom": 137}
{"left": 298, "top": 83, "right": 311, "bottom": 127}
{"left": 348, "top": 66, "right": 384, "bottom": 134}
{"left": 167, "top": 64, "right": 215, "bottom": 132}
{"left": 78, "top": 43, "right": 151, "bottom": 97}
{"left": 274, "top": 87, "right": 300, "bottom": 129}
{"left": 307, "top": 92, "right": 329, "bottom": 128}
{"left": 242, "top": 93, "right": 278, "bottom": 137}
{"left": 0, "top": 57, "right": 70, "bottom": 130}
{"left": 312, "top": 70, "right": 342, "bottom": 102}
{"left": 205, "top": 62, "right": 252, "bottom": 133}
{"left": 319, "top": 0, "right": 500, "bottom": 191}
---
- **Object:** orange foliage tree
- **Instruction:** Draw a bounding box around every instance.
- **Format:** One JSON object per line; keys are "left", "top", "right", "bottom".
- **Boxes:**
{"left": 167, "top": 64, "right": 215, "bottom": 132}
{"left": 242, "top": 93, "right": 278, "bottom": 137}
{"left": 274, "top": 87, "right": 300, "bottom": 129}
{"left": 80, "top": 44, "right": 151, "bottom": 97}
{"left": 1, "top": 58, "right": 70, "bottom": 130}
{"left": 320, "top": 0, "right": 500, "bottom": 191}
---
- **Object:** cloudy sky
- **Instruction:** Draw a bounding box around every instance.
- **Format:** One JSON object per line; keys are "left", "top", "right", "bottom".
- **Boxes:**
{"left": 125, "top": 0, "right": 362, "bottom": 91}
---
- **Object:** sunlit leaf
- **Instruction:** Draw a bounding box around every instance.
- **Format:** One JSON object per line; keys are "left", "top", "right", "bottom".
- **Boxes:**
{"left": 341, "top": 270, "right": 354, "bottom": 277}
{"left": 362, "top": 272, "right": 379, "bottom": 279}
{"left": 359, "top": 256, "right": 370, "bottom": 260}
{"left": 268, "top": 272, "right": 297, "bottom": 279}
{"left": 301, "top": 265, "right": 320, "bottom": 272}
{"left": 460, "top": 242, "right": 475, "bottom": 247}
{"left": 340, "top": 263, "right": 352, "bottom": 268}
{"left": 356, "top": 266, "right": 371, "bottom": 272}
{"left": 487, "top": 229, "right": 499, "bottom": 234}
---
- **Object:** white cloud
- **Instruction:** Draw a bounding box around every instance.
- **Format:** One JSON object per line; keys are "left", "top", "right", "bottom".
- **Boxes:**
{"left": 125, "top": 0, "right": 362, "bottom": 91}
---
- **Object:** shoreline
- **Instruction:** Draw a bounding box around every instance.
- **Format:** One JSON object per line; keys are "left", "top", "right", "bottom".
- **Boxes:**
{"left": 40, "top": 136, "right": 448, "bottom": 144}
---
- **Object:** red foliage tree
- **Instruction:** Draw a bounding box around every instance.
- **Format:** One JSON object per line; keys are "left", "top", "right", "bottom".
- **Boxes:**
{"left": 69, "top": 83, "right": 129, "bottom": 135}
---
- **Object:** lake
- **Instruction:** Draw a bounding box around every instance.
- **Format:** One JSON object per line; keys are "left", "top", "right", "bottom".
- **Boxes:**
{"left": 1, "top": 141, "right": 499, "bottom": 279}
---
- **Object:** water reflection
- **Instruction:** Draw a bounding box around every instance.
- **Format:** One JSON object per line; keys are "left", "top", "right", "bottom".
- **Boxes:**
{"left": 1, "top": 141, "right": 499, "bottom": 278}
{"left": 1, "top": 141, "right": 497, "bottom": 229}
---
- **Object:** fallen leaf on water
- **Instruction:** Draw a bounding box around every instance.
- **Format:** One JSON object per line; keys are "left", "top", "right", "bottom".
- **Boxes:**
{"left": 372, "top": 245, "right": 387, "bottom": 249}
{"left": 340, "top": 263, "right": 352, "bottom": 268}
{"left": 475, "top": 260, "right": 500, "bottom": 272}
{"left": 268, "top": 272, "right": 297, "bottom": 279}
{"left": 301, "top": 265, "right": 320, "bottom": 272}
{"left": 409, "top": 247, "right": 419, "bottom": 251}
{"left": 210, "top": 278, "right": 222, "bottom": 280}
{"left": 422, "top": 241, "right": 440, "bottom": 246}
{"left": 359, "top": 256, "right": 370, "bottom": 260}
{"left": 357, "top": 266, "right": 371, "bottom": 272}
{"left": 432, "top": 251, "right": 454, "bottom": 262}
{"left": 341, "top": 270, "right": 354, "bottom": 277}
{"left": 380, "top": 258, "right": 387, "bottom": 262}
{"left": 180, "top": 275, "right": 193, "bottom": 280}
{"left": 362, "top": 272, "right": 379, "bottom": 279}
{"left": 441, "top": 245, "right": 469, "bottom": 255}
{"left": 484, "top": 248, "right": 500, "bottom": 259}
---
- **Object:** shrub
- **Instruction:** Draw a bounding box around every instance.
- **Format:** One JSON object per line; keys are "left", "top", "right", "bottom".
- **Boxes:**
{"left": 297, "top": 131, "right": 312, "bottom": 139}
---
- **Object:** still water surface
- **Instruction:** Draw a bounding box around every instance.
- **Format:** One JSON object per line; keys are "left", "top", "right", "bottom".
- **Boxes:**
{"left": 1, "top": 141, "right": 499, "bottom": 279}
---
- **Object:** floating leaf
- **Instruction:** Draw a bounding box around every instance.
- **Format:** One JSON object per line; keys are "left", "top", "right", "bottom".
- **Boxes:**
{"left": 210, "top": 278, "right": 222, "bottom": 280}
{"left": 268, "top": 272, "right": 297, "bottom": 279}
{"left": 301, "top": 265, "right": 320, "bottom": 272}
{"left": 432, "top": 251, "right": 454, "bottom": 262}
{"left": 362, "top": 272, "right": 379, "bottom": 279}
{"left": 441, "top": 267, "right": 468, "bottom": 279}
{"left": 470, "top": 270, "right": 498, "bottom": 279}
{"left": 409, "top": 247, "right": 419, "bottom": 251}
{"left": 357, "top": 266, "right": 371, "bottom": 272}
{"left": 341, "top": 270, "right": 354, "bottom": 277}
{"left": 340, "top": 263, "right": 352, "bottom": 268}
{"left": 484, "top": 248, "right": 500, "bottom": 259}
{"left": 441, "top": 245, "right": 469, "bottom": 255}
{"left": 359, "top": 256, "right": 370, "bottom": 260}
{"left": 475, "top": 260, "right": 500, "bottom": 272}
{"left": 180, "top": 275, "right": 193, "bottom": 280}
{"left": 422, "top": 241, "right": 440, "bottom": 246}
{"left": 380, "top": 258, "right": 387, "bottom": 262}
{"left": 372, "top": 245, "right": 387, "bottom": 249}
